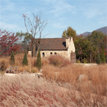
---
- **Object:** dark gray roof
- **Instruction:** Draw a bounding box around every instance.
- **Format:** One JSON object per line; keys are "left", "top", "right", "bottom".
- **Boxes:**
{"left": 35, "top": 38, "right": 67, "bottom": 51}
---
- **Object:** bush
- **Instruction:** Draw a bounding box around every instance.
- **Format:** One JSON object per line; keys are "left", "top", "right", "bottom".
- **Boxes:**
{"left": 10, "top": 51, "right": 15, "bottom": 65}
{"left": 82, "top": 58, "right": 88, "bottom": 63}
{"left": 48, "top": 55, "right": 70, "bottom": 67}
{"left": 22, "top": 52, "right": 28, "bottom": 65}
{"left": 0, "top": 61, "right": 7, "bottom": 71}
{"left": 35, "top": 50, "right": 41, "bottom": 70}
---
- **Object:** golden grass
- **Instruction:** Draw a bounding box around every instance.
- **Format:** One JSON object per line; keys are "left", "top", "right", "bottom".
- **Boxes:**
{"left": 0, "top": 54, "right": 107, "bottom": 96}
{"left": 0, "top": 74, "right": 107, "bottom": 107}
{"left": 42, "top": 64, "right": 107, "bottom": 96}
{"left": 0, "top": 53, "right": 38, "bottom": 73}
{"left": 0, "top": 54, "right": 107, "bottom": 106}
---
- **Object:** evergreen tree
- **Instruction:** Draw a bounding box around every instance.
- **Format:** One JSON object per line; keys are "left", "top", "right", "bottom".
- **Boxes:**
{"left": 35, "top": 50, "right": 41, "bottom": 70}
{"left": 22, "top": 52, "right": 28, "bottom": 65}
{"left": 10, "top": 51, "right": 15, "bottom": 65}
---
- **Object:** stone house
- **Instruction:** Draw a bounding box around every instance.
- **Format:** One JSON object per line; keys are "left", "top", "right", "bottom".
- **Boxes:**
{"left": 28, "top": 37, "right": 76, "bottom": 62}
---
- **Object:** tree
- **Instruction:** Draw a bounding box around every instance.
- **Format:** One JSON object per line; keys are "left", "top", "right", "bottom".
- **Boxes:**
{"left": 88, "top": 31, "right": 106, "bottom": 63}
{"left": 10, "top": 51, "right": 15, "bottom": 65}
{"left": 16, "top": 32, "right": 32, "bottom": 44}
{"left": 62, "top": 27, "right": 76, "bottom": 40}
{"left": 104, "top": 36, "right": 107, "bottom": 62}
{"left": 23, "top": 14, "right": 46, "bottom": 57}
{"left": 16, "top": 32, "right": 32, "bottom": 51}
{"left": 0, "top": 30, "right": 20, "bottom": 56}
{"left": 22, "top": 52, "right": 28, "bottom": 65}
{"left": 75, "top": 36, "right": 93, "bottom": 63}
{"left": 100, "top": 48, "right": 106, "bottom": 63}
{"left": 96, "top": 54, "right": 101, "bottom": 64}
{"left": 35, "top": 50, "right": 41, "bottom": 70}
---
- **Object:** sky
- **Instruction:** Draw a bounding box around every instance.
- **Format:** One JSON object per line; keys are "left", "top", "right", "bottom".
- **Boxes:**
{"left": 0, "top": 0, "right": 107, "bottom": 38}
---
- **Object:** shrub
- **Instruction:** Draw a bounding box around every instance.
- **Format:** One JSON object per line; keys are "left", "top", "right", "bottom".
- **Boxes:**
{"left": 48, "top": 55, "right": 70, "bottom": 67}
{"left": 35, "top": 50, "right": 41, "bottom": 70}
{"left": 10, "top": 51, "right": 15, "bottom": 65}
{"left": 31, "top": 67, "right": 38, "bottom": 73}
{"left": 82, "top": 58, "right": 88, "bottom": 63}
{"left": 22, "top": 52, "right": 28, "bottom": 65}
{"left": 0, "top": 61, "right": 7, "bottom": 71}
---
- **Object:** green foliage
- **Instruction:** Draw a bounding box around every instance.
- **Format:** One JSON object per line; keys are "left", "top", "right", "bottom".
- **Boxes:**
{"left": 75, "top": 36, "right": 93, "bottom": 63}
{"left": 35, "top": 50, "right": 41, "bottom": 70}
{"left": 74, "top": 31, "right": 106, "bottom": 64}
{"left": 100, "top": 48, "right": 106, "bottom": 63}
{"left": 62, "top": 30, "right": 67, "bottom": 38}
{"left": 82, "top": 58, "right": 88, "bottom": 63}
{"left": 22, "top": 52, "right": 28, "bottom": 65}
{"left": 10, "top": 51, "right": 15, "bottom": 65}
{"left": 96, "top": 54, "right": 101, "bottom": 64}
{"left": 16, "top": 32, "right": 32, "bottom": 42}
{"left": 88, "top": 31, "right": 106, "bottom": 63}
{"left": 62, "top": 27, "right": 76, "bottom": 40}
{"left": 16, "top": 32, "right": 32, "bottom": 51}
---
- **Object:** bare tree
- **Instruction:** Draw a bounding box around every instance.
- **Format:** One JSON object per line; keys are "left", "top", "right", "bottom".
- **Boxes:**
{"left": 23, "top": 14, "right": 46, "bottom": 57}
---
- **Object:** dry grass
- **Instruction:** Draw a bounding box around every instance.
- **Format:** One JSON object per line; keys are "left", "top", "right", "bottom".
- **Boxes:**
{"left": 48, "top": 55, "right": 70, "bottom": 67}
{"left": 0, "top": 56, "right": 10, "bottom": 68}
{"left": 0, "top": 54, "right": 107, "bottom": 106}
{"left": 0, "top": 74, "right": 107, "bottom": 107}
{"left": 0, "top": 53, "right": 38, "bottom": 73}
{"left": 0, "top": 74, "right": 73, "bottom": 107}
{"left": 43, "top": 64, "right": 107, "bottom": 97}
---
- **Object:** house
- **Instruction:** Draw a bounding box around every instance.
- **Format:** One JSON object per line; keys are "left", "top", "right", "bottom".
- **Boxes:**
{"left": 28, "top": 37, "right": 76, "bottom": 62}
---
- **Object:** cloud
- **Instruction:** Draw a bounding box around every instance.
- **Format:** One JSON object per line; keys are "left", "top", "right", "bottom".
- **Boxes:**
{"left": 0, "top": 21, "right": 21, "bottom": 32}
{"left": 43, "top": 0, "right": 75, "bottom": 17}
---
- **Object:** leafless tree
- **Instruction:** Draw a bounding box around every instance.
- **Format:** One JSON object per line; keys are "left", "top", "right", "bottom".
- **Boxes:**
{"left": 23, "top": 14, "right": 46, "bottom": 57}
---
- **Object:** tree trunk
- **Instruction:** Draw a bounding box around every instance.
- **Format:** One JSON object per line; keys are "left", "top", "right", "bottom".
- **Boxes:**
{"left": 32, "top": 44, "right": 36, "bottom": 57}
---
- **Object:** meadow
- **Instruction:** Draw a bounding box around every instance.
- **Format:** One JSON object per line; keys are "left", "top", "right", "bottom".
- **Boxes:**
{"left": 0, "top": 54, "right": 107, "bottom": 107}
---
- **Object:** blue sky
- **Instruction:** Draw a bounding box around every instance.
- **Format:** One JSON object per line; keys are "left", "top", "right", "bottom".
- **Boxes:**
{"left": 0, "top": 0, "right": 107, "bottom": 38}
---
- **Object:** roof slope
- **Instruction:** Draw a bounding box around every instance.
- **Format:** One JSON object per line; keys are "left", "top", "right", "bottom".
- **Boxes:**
{"left": 35, "top": 38, "right": 67, "bottom": 50}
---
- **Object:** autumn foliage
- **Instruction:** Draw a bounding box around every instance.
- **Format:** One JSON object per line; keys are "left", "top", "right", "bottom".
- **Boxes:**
{"left": 0, "top": 30, "right": 20, "bottom": 56}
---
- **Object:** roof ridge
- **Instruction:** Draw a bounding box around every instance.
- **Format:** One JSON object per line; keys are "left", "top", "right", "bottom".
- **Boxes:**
{"left": 35, "top": 38, "right": 65, "bottom": 40}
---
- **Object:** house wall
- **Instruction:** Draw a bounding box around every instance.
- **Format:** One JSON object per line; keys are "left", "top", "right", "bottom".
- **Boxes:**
{"left": 66, "top": 37, "right": 75, "bottom": 60}
{"left": 40, "top": 50, "right": 69, "bottom": 59}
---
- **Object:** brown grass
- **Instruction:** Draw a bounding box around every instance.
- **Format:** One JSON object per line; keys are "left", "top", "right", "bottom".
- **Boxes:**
{"left": 0, "top": 53, "right": 39, "bottom": 73}
{"left": 48, "top": 55, "right": 70, "bottom": 67}
{"left": 0, "top": 54, "right": 107, "bottom": 106}
{"left": 0, "top": 74, "right": 107, "bottom": 107}
{"left": 43, "top": 64, "right": 107, "bottom": 97}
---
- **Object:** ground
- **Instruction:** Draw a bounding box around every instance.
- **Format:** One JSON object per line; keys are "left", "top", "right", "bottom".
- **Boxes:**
{"left": 0, "top": 54, "right": 107, "bottom": 107}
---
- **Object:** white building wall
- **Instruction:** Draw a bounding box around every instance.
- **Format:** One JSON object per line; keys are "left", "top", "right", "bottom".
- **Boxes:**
{"left": 40, "top": 50, "right": 69, "bottom": 60}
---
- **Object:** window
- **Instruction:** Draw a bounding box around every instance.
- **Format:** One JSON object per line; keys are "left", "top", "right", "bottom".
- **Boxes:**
{"left": 54, "top": 52, "right": 57, "bottom": 55}
{"left": 42, "top": 52, "right": 45, "bottom": 57}
{"left": 63, "top": 42, "right": 66, "bottom": 47}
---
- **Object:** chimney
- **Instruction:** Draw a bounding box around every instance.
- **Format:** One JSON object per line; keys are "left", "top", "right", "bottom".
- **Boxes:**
{"left": 66, "top": 37, "right": 71, "bottom": 48}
